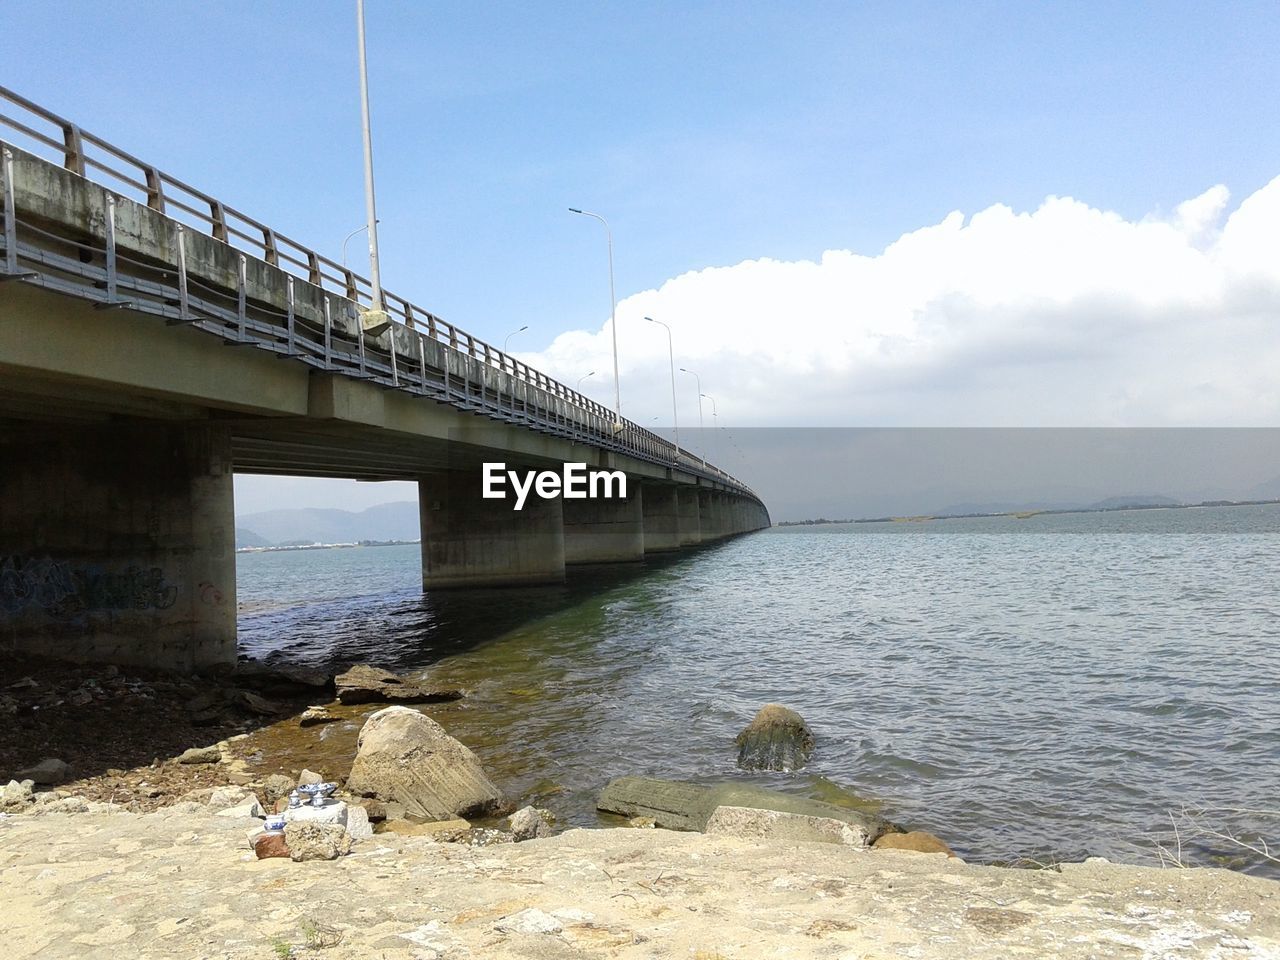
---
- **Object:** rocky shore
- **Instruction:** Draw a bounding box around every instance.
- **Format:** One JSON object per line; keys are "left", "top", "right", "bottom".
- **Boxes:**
{"left": 2, "top": 657, "right": 1278, "bottom": 958}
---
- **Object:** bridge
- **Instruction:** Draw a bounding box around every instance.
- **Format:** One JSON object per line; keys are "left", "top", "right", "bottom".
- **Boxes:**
{"left": 0, "top": 87, "right": 769, "bottom": 672}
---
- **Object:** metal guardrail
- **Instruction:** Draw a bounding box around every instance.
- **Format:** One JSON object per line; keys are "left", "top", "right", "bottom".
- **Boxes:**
{"left": 0, "top": 85, "right": 760, "bottom": 500}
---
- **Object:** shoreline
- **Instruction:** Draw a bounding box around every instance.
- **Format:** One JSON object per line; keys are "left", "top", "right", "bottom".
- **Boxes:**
{"left": 2, "top": 804, "right": 1276, "bottom": 958}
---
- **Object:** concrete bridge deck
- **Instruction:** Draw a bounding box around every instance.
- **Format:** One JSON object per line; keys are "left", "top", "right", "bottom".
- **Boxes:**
{"left": 0, "top": 88, "right": 769, "bottom": 671}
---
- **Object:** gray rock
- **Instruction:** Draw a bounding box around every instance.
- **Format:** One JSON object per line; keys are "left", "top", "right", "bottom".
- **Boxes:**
{"left": 214, "top": 797, "right": 265, "bottom": 819}
{"left": 260, "top": 774, "right": 296, "bottom": 804}
{"left": 345, "top": 804, "right": 374, "bottom": 841}
{"left": 207, "top": 786, "right": 254, "bottom": 809}
{"left": 299, "top": 705, "right": 339, "bottom": 727}
{"left": 597, "top": 776, "right": 887, "bottom": 840}
{"left": 508, "top": 805, "right": 553, "bottom": 842}
{"left": 298, "top": 769, "right": 324, "bottom": 785}
{"left": 335, "top": 664, "right": 463, "bottom": 705}
{"left": 284, "top": 821, "right": 351, "bottom": 861}
{"left": 346, "top": 705, "right": 509, "bottom": 821}
{"left": 175, "top": 746, "right": 221, "bottom": 765}
{"left": 735, "top": 703, "right": 815, "bottom": 772}
{"left": 29, "top": 796, "right": 89, "bottom": 815}
{"left": 2, "top": 779, "right": 35, "bottom": 810}
{"left": 16, "top": 758, "right": 71, "bottom": 785}
{"left": 704, "top": 805, "right": 869, "bottom": 846}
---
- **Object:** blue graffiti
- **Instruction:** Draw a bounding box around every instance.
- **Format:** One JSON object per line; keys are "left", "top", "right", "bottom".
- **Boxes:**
{"left": 0, "top": 556, "right": 178, "bottom": 616}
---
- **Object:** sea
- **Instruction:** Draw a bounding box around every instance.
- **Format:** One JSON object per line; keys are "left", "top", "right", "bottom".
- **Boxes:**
{"left": 237, "top": 503, "right": 1280, "bottom": 875}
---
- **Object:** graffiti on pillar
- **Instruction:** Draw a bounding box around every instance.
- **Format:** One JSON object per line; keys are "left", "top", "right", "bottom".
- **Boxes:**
{"left": 198, "top": 581, "right": 225, "bottom": 606}
{"left": 0, "top": 555, "right": 179, "bottom": 616}
{"left": 0, "top": 556, "right": 78, "bottom": 615}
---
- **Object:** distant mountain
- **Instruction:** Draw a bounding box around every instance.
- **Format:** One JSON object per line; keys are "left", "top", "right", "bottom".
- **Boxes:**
{"left": 236, "top": 500, "right": 420, "bottom": 545}
{"left": 235, "top": 527, "right": 275, "bottom": 549}
{"left": 1244, "top": 475, "right": 1280, "bottom": 501}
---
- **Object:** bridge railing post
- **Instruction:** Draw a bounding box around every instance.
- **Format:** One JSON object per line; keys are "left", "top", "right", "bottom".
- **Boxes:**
{"left": 174, "top": 224, "right": 191, "bottom": 322}
{"left": 2, "top": 148, "right": 16, "bottom": 276}
{"left": 62, "top": 123, "right": 85, "bottom": 176}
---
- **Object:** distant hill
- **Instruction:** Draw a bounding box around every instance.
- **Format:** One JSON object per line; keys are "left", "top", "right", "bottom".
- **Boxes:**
{"left": 235, "top": 527, "right": 275, "bottom": 549}
{"left": 236, "top": 500, "right": 420, "bottom": 546}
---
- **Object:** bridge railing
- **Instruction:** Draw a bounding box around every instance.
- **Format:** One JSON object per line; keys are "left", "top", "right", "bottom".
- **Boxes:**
{"left": 0, "top": 85, "right": 758, "bottom": 499}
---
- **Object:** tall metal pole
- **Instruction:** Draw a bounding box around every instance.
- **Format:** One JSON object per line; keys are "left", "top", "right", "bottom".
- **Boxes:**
{"left": 701, "top": 392, "right": 718, "bottom": 466}
{"left": 680, "top": 367, "right": 704, "bottom": 466}
{"left": 569, "top": 208, "right": 621, "bottom": 428}
{"left": 645, "top": 316, "right": 679, "bottom": 456}
{"left": 356, "top": 0, "right": 384, "bottom": 313}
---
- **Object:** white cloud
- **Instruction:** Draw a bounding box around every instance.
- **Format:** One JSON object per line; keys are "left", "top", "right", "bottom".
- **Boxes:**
{"left": 521, "top": 178, "right": 1280, "bottom": 428}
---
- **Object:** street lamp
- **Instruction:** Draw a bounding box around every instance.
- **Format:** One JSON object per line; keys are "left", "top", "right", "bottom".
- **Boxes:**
{"left": 341, "top": 221, "right": 379, "bottom": 267}
{"left": 679, "top": 367, "right": 705, "bottom": 465}
{"left": 701, "top": 392, "right": 719, "bottom": 466}
{"left": 644, "top": 316, "right": 679, "bottom": 456}
{"left": 576, "top": 371, "right": 596, "bottom": 392}
{"left": 503, "top": 325, "right": 528, "bottom": 353}
{"left": 356, "top": 0, "right": 389, "bottom": 333}
{"left": 568, "top": 207, "right": 621, "bottom": 431}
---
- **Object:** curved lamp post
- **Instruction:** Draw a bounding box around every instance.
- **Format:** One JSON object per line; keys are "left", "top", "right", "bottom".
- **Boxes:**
{"left": 679, "top": 367, "right": 705, "bottom": 466}
{"left": 568, "top": 207, "right": 621, "bottom": 430}
{"left": 644, "top": 316, "right": 679, "bottom": 456}
{"left": 503, "top": 325, "right": 528, "bottom": 353}
{"left": 576, "top": 371, "right": 596, "bottom": 391}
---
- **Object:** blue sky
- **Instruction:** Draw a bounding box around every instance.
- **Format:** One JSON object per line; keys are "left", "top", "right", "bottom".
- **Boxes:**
{"left": 10, "top": 2, "right": 1278, "bottom": 346}
{"left": 9, "top": 1, "right": 1280, "bottom": 510}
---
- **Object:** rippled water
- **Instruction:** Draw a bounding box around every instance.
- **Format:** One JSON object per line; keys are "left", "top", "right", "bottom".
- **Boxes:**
{"left": 238, "top": 504, "right": 1280, "bottom": 874}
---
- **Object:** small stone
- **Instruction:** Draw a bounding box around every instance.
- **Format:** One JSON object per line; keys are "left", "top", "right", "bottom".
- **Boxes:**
{"left": 254, "top": 833, "right": 290, "bottom": 859}
{"left": 284, "top": 821, "right": 351, "bottom": 861}
{"left": 298, "top": 769, "right": 323, "bottom": 785}
{"left": 734, "top": 703, "right": 815, "bottom": 772}
{"left": 66, "top": 688, "right": 94, "bottom": 707}
{"left": 345, "top": 804, "right": 374, "bottom": 841}
{"left": 495, "top": 908, "right": 562, "bottom": 935}
{"left": 29, "top": 796, "right": 89, "bottom": 816}
{"left": 299, "top": 705, "right": 339, "bottom": 727}
{"left": 508, "top": 805, "right": 553, "bottom": 842}
{"left": 872, "top": 830, "right": 958, "bottom": 857}
{"left": 359, "top": 800, "right": 388, "bottom": 822}
{"left": 236, "top": 690, "right": 287, "bottom": 716}
{"left": 628, "top": 816, "right": 657, "bottom": 829}
{"left": 3, "top": 779, "right": 35, "bottom": 803}
{"left": 175, "top": 746, "right": 221, "bottom": 765}
{"left": 16, "top": 758, "right": 71, "bottom": 785}
{"left": 102, "top": 665, "right": 120, "bottom": 678}
{"left": 207, "top": 786, "right": 254, "bottom": 809}
{"left": 380, "top": 818, "right": 470, "bottom": 841}
{"left": 215, "top": 798, "right": 265, "bottom": 819}
{"left": 260, "top": 774, "right": 296, "bottom": 804}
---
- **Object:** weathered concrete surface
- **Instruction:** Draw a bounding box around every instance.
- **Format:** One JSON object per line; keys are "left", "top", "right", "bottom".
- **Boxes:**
{"left": 640, "top": 484, "right": 682, "bottom": 553}
{"left": 420, "top": 470, "right": 566, "bottom": 588}
{"left": 0, "top": 423, "right": 235, "bottom": 670}
{"left": 676, "top": 487, "right": 702, "bottom": 546}
{"left": 0, "top": 809, "right": 1275, "bottom": 959}
{"left": 563, "top": 489, "right": 645, "bottom": 564}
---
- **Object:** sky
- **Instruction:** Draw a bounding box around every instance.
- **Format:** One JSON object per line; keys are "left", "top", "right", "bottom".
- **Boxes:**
{"left": 8, "top": 1, "right": 1280, "bottom": 512}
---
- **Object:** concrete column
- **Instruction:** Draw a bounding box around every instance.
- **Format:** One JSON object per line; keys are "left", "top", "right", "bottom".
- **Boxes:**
{"left": 0, "top": 424, "right": 237, "bottom": 671}
{"left": 420, "top": 470, "right": 565, "bottom": 587}
{"left": 677, "top": 487, "right": 702, "bottom": 546}
{"left": 641, "top": 485, "right": 681, "bottom": 553}
{"left": 697, "top": 490, "right": 718, "bottom": 541}
{"left": 563, "top": 488, "right": 644, "bottom": 564}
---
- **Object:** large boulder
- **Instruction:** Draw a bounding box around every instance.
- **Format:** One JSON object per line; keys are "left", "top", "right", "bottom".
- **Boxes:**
{"left": 16, "top": 758, "right": 71, "bottom": 785}
{"left": 346, "top": 706, "right": 509, "bottom": 821}
{"left": 734, "top": 704, "right": 814, "bottom": 772}
{"left": 597, "top": 776, "right": 887, "bottom": 842}
{"left": 285, "top": 821, "right": 351, "bottom": 861}
{"left": 335, "top": 665, "right": 463, "bottom": 705}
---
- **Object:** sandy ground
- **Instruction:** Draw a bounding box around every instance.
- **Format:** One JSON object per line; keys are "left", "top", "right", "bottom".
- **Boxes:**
{"left": 1, "top": 806, "right": 1277, "bottom": 960}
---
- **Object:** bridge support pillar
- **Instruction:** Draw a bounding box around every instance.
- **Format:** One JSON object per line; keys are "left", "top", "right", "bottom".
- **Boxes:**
{"left": 563, "top": 489, "right": 645, "bottom": 564}
{"left": 0, "top": 424, "right": 237, "bottom": 671}
{"left": 698, "top": 490, "right": 722, "bottom": 541}
{"left": 677, "top": 488, "right": 702, "bottom": 546}
{"left": 640, "top": 485, "right": 681, "bottom": 553}
{"left": 419, "top": 470, "right": 565, "bottom": 587}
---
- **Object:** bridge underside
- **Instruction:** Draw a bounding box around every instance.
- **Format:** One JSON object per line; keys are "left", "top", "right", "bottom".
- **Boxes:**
{"left": 0, "top": 284, "right": 768, "bottom": 671}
